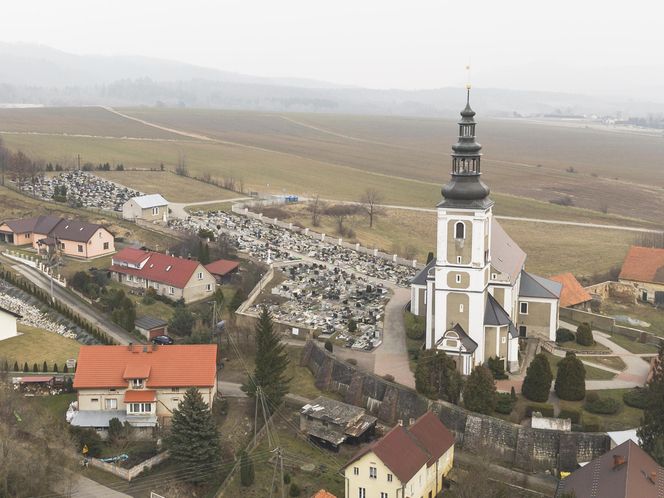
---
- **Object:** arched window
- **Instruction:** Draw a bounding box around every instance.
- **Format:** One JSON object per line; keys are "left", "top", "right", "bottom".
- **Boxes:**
{"left": 455, "top": 221, "right": 465, "bottom": 240}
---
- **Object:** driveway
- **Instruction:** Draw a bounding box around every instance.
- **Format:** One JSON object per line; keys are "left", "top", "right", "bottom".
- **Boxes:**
{"left": 373, "top": 287, "right": 415, "bottom": 388}
{"left": 53, "top": 472, "right": 131, "bottom": 498}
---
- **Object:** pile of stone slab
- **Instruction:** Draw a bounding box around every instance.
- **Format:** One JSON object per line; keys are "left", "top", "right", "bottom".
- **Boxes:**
{"left": 0, "top": 289, "right": 78, "bottom": 339}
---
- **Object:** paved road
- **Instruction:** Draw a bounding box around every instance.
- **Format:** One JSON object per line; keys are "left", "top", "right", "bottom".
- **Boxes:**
{"left": 53, "top": 472, "right": 131, "bottom": 498}
{"left": 373, "top": 287, "right": 415, "bottom": 388}
{"left": 8, "top": 261, "right": 137, "bottom": 345}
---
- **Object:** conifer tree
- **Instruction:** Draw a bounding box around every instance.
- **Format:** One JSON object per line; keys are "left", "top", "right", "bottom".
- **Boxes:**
{"left": 638, "top": 342, "right": 664, "bottom": 465}
{"left": 166, "top": 387, "right": 221, "bottom": 483}
{"left": 555, "top": 352, "right": 586, "bottom": 401}
{"left": 415, "top": 349, "right": 462, "bottom": 403}
{"left": 13, "top": 361, "right": 19, "bottom": 372}
{"left": 242, "top": 306, "right": 291, "bottom": 408}
{"left": 42, "top": 361, "right": 48, "bottom": 373}
{"left": 463, "top": 365, "right": 497, "bottom": 415}
{"left": 522, "top": 353, "right": 553, "bottom": 402}
{"left": 239, "top": 450, "right": 255, "bottom": 486}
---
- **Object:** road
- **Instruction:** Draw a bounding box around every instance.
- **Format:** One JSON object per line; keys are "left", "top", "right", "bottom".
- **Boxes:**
{"left": 53, "top": 471, "right": 132, "bottom": 498}
{"left": 7, "top": 261, "right": 136, "bottom": 345}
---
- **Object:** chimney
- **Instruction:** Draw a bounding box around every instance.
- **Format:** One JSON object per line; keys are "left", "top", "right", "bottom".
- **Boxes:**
{"left": 152, "top": 344, "right": 158, "bottom": 352}
{"left": 409, "top": 418, "right": 415, "bottom": 426}
{"left": 648, "top": 470, "right": 657, "bottom": 484}
{"left": 613, "top": 455, "right": 626, "bottom": 468}
{"left": 128, "top": 342, "right": 133, "bottom": 352}
{"left": 143, "top": 345, "right": 148, "bottom": 353}
{"left": 397, "top": 419, "right": 403, "bottom": 426}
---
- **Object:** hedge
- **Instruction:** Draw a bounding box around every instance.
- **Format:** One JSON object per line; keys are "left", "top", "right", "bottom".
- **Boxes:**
{"left": 623, "top": 387, "right": 649, "bottom": 409}
{"left": 404, "top": 312, "right": 426, "bottom": 340}
{"left": 582, "top": 414, "right": 606, "bottom": 432}
{"left": 495, "top": 392, "right": 515, "bottom": 414}
{"left": 558, "top": 408, "right": 582, "bottom": 425}
{"left": 556, "top": 328, "right": 575, "bottom": 343}
{"left": 585, "top": 393, "right": 621, "bottom": 415}
{"left": 525, "top": 402, "right": 555, "bottom": 418}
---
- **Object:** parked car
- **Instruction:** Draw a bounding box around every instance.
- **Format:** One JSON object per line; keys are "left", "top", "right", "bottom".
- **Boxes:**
{"left": 152, "top": 335, "right": 174, "bottom": 345}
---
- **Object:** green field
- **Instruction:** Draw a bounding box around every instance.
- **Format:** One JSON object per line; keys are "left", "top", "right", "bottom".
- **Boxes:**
{"left": 0, "top": 324, "right": 80, "bottom": 369}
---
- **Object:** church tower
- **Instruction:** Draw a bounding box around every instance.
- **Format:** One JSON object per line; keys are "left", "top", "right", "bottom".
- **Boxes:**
{"left": 425, "top": 87, "right": 494, "bottom": 374}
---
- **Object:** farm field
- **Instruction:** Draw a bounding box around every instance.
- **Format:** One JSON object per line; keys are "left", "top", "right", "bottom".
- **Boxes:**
{"left": 0, "top": 106, "right": 662, "bottom": 224}
{"left": 0, "top": 324, "right": 80, "bottom": 369}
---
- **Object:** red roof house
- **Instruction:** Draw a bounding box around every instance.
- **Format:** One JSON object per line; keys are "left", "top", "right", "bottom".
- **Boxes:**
{"left": 619, "top": 246, "right": 664, "bottom": 285}
{"left": 550, "top": 272, "right": 593, "bottom": 309}
{"left": 205, "top": 259, "right": 240, "bottom": 283}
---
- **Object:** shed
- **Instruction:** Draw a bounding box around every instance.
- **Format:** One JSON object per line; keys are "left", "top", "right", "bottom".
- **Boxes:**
{"left": 135, "top": 315, "right": 169, "bottom": 340}
{"left": 205, "top": 259, "right": 240, "bottom": 284}
{"left": 0, "top": 306, "right": 20, "bottom": 341}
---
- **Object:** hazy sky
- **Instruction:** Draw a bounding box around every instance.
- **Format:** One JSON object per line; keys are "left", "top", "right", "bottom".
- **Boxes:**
{"left": 1, "top": 0, "right": 662, "bottom": 95}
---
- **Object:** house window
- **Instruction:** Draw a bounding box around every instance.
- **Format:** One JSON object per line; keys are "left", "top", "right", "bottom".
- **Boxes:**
{"left": 129, "top": 403, "right": 152, "bottom": 414}
{"left": 171, "top": 387, "right": 180, "bottom": 393}
{"left": 77, "top": 244, "right": 83, "bottom": 252}
{"left": 103, "top": 242, "right": 109, "bottom": 250}
{"left": 206, "top": 283, "right": 212, "bottom": 291}
{"left": 91, "top": 398, "right": 99, "bottom": 403}
{"left": 455, "top": 221, "right": 465, "bottom": 240}
{"left": 105, "top": 399, "right": 117, "bottom": 410}
{"left": 198, "top": 272, "right": 203, "bottom": 280}
{"left": 501, "top": 336, "right": 506, "bottom": 344}
{"left": 128, "top": 275, "right": 133, "bottom": 282}
{"left": 520, "top": 302, "right": 528, "bottom": 314}
{"left": 59, "top": 242, "right": 65, "bottom": 250}
{"left": 132, "top": 379, "right": 144, "bottom": 389}
{"left": 381, "top": 493, "right": 388, "bottom": 498}
{"left": 369, "top": 467, "right": 377, "bottom": 479}
{"left": 492, "top": 273, "right": 497, "bottom": 280}
{"left": 387, "top": 473, "right": 392, "bottom": 482}
{"left": 169, "top": 286, "right": 175, "bottom": 295}
{"left": 455, "top": 274, "right": 461, "bottom": 284}
{"left": 152, "top": 207, "right": 159, "bottom": 215}
{"left": 353, "top": 467, "right": 359, "bottom": 475}
{"left": 358, "top": 488, "right": 366, "bottom": 498}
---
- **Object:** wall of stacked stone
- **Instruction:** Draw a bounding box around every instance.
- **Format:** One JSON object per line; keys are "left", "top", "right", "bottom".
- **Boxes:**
{"left": 300, "top": 340, "right": 610, "bottom": 471}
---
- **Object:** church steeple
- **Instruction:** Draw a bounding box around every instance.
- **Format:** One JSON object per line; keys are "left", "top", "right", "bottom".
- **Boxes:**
{"left": 439, "top": 86, "right": 492, "bottom": 208}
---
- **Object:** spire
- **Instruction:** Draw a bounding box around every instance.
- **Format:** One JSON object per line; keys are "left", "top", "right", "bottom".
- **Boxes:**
{"left": 439, "top": 86, "right": 492, "bottom": 208}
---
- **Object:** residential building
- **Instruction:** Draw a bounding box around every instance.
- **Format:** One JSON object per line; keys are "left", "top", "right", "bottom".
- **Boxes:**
{"left": 619, "top": 246, "right": 664, "bottom": 304}
{"left": 300, "top": 396, "right": 377, "bottom": 450}
{"left": 0, "top": 306, "right": 20, "bottom": 341}
{"left": 410, "top": 90, "right": 560, "bottom": 374}
{"left": 550, "top": 272, "right": 593, "bottom": 310}
{"left": 122, "top": 194, "right": 169, "bottom": 223}
{"left": 556, "top": 439, "right": 663, "bottom": 497}
{"left": 0, "top": 215, "right": 115, "bottom": 259}
{"left": 311, "top": 490, "right": 337, "bottom": 498}
{"left": 205, "top": 259, "right": 240, "bottom": 284}
{"left": 110, "top": 247, "right": 217, "bottom": 303}
{"left": 343, "top": 411, "right": 454, "bottom": 498}
{"left": 135, "top": 315, "right": 169, "bottom": 341}
{"left": 71, "top": 344, "right": 217, "bottom": 430}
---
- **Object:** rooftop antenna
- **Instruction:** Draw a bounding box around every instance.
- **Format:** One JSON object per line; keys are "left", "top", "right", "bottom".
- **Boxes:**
{"left": 465, "top": 63, "right": 472, "bottom": 103}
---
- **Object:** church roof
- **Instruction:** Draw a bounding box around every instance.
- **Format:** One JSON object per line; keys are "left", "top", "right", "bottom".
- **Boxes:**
{"left": 519, "top": 271, "right": 562, "bottom": 300}
{"left": 411, "top": 258, "right": 435, "bottom": 286}
{"left": 491, "top": 219, "right": 526, "bottom": 285}
{"left": 484, "top": 294, "right": 519, "bottom": 338}
{"left": 436, "top": 323, "right": 478, "bottom": 353}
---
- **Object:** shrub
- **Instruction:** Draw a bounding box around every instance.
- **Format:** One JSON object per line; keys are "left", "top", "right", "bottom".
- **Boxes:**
{"left": 487, "top": 357, "right": 508, "bottom": 380}
{"left": 556, "top": 328, "right": 575, "bottom": 343}
{"left": 382, "top": 374, "right": 395, "bottom": 383}
{"left": 522, "top": 353, "right": 553, "bottom": 402}
{"left": 69, "top": 426, "right": 103, "bottom": 458}
{"left": 324, "top": 339, "right": 333, "bottom": 353}
{"left": 585, "top": 396, "right": 621, "bottom": 415}
{"left": 576, "top": 322, "right": 594, "bottom": 346}
{"left": 558, "top": 408, "right": 582, "bottom": 425}
{"left": 142, "top": 294, "right": 155, "bottom": 305}
{"left": 108, "top": 417, "right": 124, "bottom": 442}
{"left": 463, "top": 366, "right": 497, "bottom": 415}
{"left": 283, "top": 473, "right": 291, "bottom": 484}
{"left": 555, "top": 352, "right": 586, "bottom": 401}
{"left": 289, "top": 482, "right": 301, "bottom": 497}
{"left": 345, "top": 358, "right": 357, "bottom": 366}
{"left": 623, "top": 387, "right": 649, "bottom": 409}
{"left": 582, "top": 414, "right": 606, "bottom": 432}
{"left": 239, "top": 451, "right": 254, "bottom": 487}
{"left": 404, "top": 312, "right": 426, "bottom": 341}
{"left": 525, "top": 402, "right": 555, "bottom": 418}
{"left": 495, "top": 392, "right": 515, "bottom": 414}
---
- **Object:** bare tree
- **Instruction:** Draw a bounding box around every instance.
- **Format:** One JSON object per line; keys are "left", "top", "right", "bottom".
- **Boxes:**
{"left": 222, "top": 176, "right": 236, "bottom": 192}
{"left": 0, "top": 137, "right": 7, "bottom": 186}
{"left": 325, "top": 203, "right": 359, "bottom": 236}
{"left": 308, "top": 194, "right": 326, "bottom": 227}
{"left": 359, "top": 188, "right": 385, "bottom": 228}
{"left": 175, "top": 152, "right": 189, "bottom": 177}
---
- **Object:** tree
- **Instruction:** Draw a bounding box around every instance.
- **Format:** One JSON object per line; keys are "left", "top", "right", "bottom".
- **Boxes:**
{"left": 555, "top": 352, "right": 586, "bottom": 401}
{"left": 324, "top": 339, "right": 333, "bottom": 353}
{"left": 324, "top": 204, "right": 358, "bottom": 236}
{"left": 576, "top": 322, "right": 594, "bottom": 346}
{"left": 242, "top": 307, "right": 291, "bottom": 408}
{"left": 359, "top": 188, "right": 385, "bottom": 228}
{"left": 239, "top": 450, "right": 255, "bottom": 486}
{"left": 175, "top": 152, "right": 188, "bottom": 177}
{"left": 108, "top": 417, "right": 124, "bottom": 443}
{"left": 42, "top": 361, "right": 48, "bottom": 373}
{"left": 415, "top": 350, "right": 463, "bottom": 403}
{"left": 522, "top": 353, "right": 553, "bottom": 402}
{"left": 168, "top": 304, "right": 195, "bottom": 336}
{"left": 166, "top": 388, "right": 221, "bottom": 483}
{"left": 463, "top": 366, "right": 496, "bottom": 415}
{"left": 638, "top": 342, "right": 664, "bottom": 465}
{"left": 307, "top": 194, "right": 325, "bottom": 227}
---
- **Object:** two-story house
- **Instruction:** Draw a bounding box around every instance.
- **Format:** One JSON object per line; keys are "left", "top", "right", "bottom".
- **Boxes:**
{"left": 70, "top": 344, "right": 217, "bottom": 432}
{"left": 343, "top": 412, "right": 455, "bottom": 498}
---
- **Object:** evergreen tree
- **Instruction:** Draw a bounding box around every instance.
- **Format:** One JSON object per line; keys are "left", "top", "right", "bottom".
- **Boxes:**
{"left": 53, "top": 363, "right": 59, "bottom": 373}
{"left": 522, "top": 353, "right": 553, "bottom": 402}
{"left": 63, "top": 364, "right": 69, "bottom": 373}
{"left": 576, "top": 322, "right": 594, "bottom": 346}
{"left": 169, "top": 304, "right": 195, "bottom": 336}
{"left": 42, "top": 361, "right": 48, "bottom": 373}
{"left": 13, "top": 361, "right": 19, "bottom": 372}
{"left": 415, "top": 349, "right": 462, "bottom": 403}
{"left": 239, "top": 450, "right": 255, "bottom": 486}
{"left": 463, "top": 365, "right": 496, "bottom": 415}
{"left": 32, "top": 363, "right": 39, "bottom": 373}
{"left": 555, "top": 352, "right": 586, "bottom": 401}
{"left": 166, "top": 387, "right": 221, "bottom": 483}
{"left": 638, "top": 342, "right": 664, "bottom": 465}
{"left": 242, "top": 307, "right": 291, "bottom": 408}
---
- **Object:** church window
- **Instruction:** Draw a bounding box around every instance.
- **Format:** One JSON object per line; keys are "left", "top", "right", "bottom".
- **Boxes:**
{"left": 459, "top": 304, "right": 464, "bottom": 313}
{"left": 520, "top": 302, "right": 528, "bottom": 314}
{"left": 455, "top": 274, "right": 461, "bottom": 284}
{"left": 455, "top": 222, "right": 465, "bottom": 240}
{"left": 456, "top": 256, "right": 462, "bottom": 264}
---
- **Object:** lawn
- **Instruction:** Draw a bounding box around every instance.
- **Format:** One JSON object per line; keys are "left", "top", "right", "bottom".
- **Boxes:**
{"left": 600, "top": 299, "right": 664, "bottom": 337}
{"left": 556, "top": 340, "right": 611, "bottom": 353}
{"left": 30, "top": 393, "right": 76, "bottom": 418}
{"left": 542, "top": 351, "right": 616, "bottom": 381}
{"left": 607, "top": 334, "right": 659, "bottom": 354}
{"left": 185, "top": 201, "right": 237, "bottom": 213}
{"left": 559, "top": 388, "right": 645, "bottom": 431}
{"left": 581, "top": 355, "right": 627, "bottom": 371}
{"left": 0, "top": 324, "right": 80, "bottom": 369}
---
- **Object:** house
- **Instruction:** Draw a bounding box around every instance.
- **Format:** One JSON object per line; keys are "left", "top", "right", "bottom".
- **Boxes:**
{"left": 619, "top": 246, "right": 664, "bottom": 304}
{"left": 71, "top": 344, "right": 217, "bottom": 431}
{"left": 0, "top": 306, "right": 20, "bottom": 341}
{"left": 343, "top": 411, "right": 454, "bottom": 498}
{"left": 0, "top": 215, "right": 115, "bottom": 259}
{"left": 110, "top": 247, "right": 217, "bottom": 303}
{"left": 205, "top": 259, "right": 240, "bottom": 284}
{"left": 311, "top": 490, "right": 337, "bottom": 498}
{"left": 556, "top": 439, "right": 664, "bottom": 497}
{"left": 410, "top": 91, "right": 560, "bottom": 374}
{"left": 122, "top": 194, "right": 169, "bottom": 223}
{"left": 135, "top": 315, "right": 169, "bottom": 341}
{"left": 300, "top": 396, "right": 377, "bottom": 450}
{"left": 550, "top": 272, "right": 593, "bottom": 310}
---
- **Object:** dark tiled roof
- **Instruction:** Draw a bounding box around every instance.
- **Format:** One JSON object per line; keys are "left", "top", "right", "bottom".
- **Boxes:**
{"left": 135, "top": 315, "right": 168, "bottom": 330}
{"left": 1, "top": 215, "right": 61, "bottom": 234}
{"left": 50, "top": 219, "right": 108, "bottom": 243}
{"left": 411, "top": 258, "right": 435, "bottom": 286}
{"left": 491, "top": 219, "right": 526, "bottom": 285}
{"left": 519, "top": 271, "right": 562, "bottom": 299}
{"left": 436, "top": 323, "right": 478, "bottom": 353}
{"left": 556, "top": 440, "right": 664, "bottom": 498}
{"left": 484, "top": 294, "right": 518, "bottom": 338}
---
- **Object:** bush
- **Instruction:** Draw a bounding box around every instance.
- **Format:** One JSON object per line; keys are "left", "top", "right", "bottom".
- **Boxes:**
{"left": 463, "top": 366, "right": 497, "bottom": 415}
{"left": 487, "top": 357, "right": 508, "bottom": 380}
{"left": 582, "top": 414, "right": 606, "bottom": 432}
{"left": 382, "top": 374, "right": 395, "bottom": 383}
{"left": 525, "top": 402, "right": 555, "bottom": 418}
{"left": 69, "top": 427, "right": 103, "bottom": 458}
{"left": 556, "top": 328, "right": 575, "bottom": 343}
{"left": 558, "top": 408, "right": 582, "bottom": 425}
{"left": 239, "top": 451, "right": 254, "bottom": 487}
{"left": 495, "top": 392, "right": 515, "bottom": 414}
{"left": 289, "top": 482, "right": 301, "bottom": 497}
{"left": 324, "top": 339, "right": 333, "bottom": 353}
{"left": 585, "top": 395, "right": 621, "bottom": 415}
{"left": 576, "top": 322, "right": 594, "bottom": 346}
{"left": 555, "top": 352, "right": 586, "bottom": 401}
{"left": 345, "top": 358, "right": 357, "bottom": 366}
{"left": 108, "top": 417, "right": 124, "bottom": 442}
{"left": 522, "top": 353, "right": 553, "bottom": 402}
{"left": 404, "top": 312, "right": 426, "bottom": 340}
{"left": 623, "top": 387, "right": 649, "bottom": 409}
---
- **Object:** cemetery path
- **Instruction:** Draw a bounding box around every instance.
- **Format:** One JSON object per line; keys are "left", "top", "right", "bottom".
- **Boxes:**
{"left": 170, "top": 198, "right": 251, "bottom": 219}
{"left": 374, "top": 287, "right": 415, "bottom": 388}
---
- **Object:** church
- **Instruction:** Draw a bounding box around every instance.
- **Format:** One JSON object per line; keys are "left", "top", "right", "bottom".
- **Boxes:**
{"left": 410, "top": 89, "right": 561, "bottom": 375}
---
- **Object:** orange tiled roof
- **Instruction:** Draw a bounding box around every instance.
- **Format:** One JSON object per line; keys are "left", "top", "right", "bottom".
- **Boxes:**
{"left": 311, "top": 491, "right": 337, "bottom": 498}
{"left": 550, "top": 272, "right": 592, "bottom": 307}
{"left": 619, "top": 246, "right": 664, "bottom": 285}
{"left": 73, "top": 345, "right": 217, "bottom": 389}
{"left": 124, "top": 390, "right": 156, "bottom": 403}
{"left": 123, "top": 364, "right": 151, "bottom": 379}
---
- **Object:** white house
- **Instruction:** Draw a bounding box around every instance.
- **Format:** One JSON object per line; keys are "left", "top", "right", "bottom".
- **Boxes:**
{"left": 122, "top": 194, "right": 169, "bottom": 223}
{"left": 0, "top": 306, "right": 20, "bottom": 342}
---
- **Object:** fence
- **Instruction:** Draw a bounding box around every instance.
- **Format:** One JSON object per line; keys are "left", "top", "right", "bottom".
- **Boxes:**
{"left": 2, "top": 250, "right": 67, "bottom": 287}
{"left": 560, "top": 307, "right": 661, "bottom": 346}
{"left": 88, "top": 451, "right": 170, "bottom": 481}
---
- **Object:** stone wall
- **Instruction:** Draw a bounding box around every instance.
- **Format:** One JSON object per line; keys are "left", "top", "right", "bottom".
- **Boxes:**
{"left": 560, "top": 307, "right": 660, "bottom": 346}
{"left": 586, "top": 280, "right": 637, "bottom": 303}
{"left": 301, "top": 341, "right": 610, "bottom": 471}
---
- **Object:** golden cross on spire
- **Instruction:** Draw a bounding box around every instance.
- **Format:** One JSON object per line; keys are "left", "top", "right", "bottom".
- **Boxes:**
{"left": 465, "top": 64, "right": 471, "bottom": 104}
